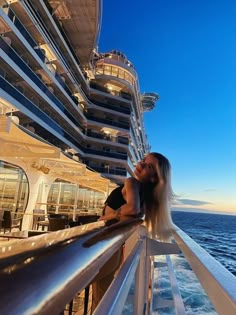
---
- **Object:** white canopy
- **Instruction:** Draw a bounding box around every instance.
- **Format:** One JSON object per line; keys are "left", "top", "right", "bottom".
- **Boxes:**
{"left": 0, "top": 116, "right": 116, "bottom": 193}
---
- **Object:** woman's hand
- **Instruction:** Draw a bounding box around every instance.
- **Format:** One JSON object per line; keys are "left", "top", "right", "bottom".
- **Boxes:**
{"left": 99, "top": 204, "right": 143, "bottom": 222}
{"left": 99, "top": 205, "right": 118, "bottom": 221}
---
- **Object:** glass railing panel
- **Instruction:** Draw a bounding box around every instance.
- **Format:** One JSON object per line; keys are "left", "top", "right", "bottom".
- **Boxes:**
{"left": 54, "top": 72, "right": 73, "bottom": 98}
{"left": 87, "top": 131, "right": 105, "bottom": 140}
{"left": 0, "top": 38, "right": 84, "bottom": 132}
{"left": 1, "top": 77, "right": 63, "bottom": 135}
{"left": 89, "top": 99, "right": 130, "bottom": 115}
{"left": 24, "top": 0, "right": 89, "bottom": 93}
{"left": 85, "top": 148, "right": 127, "bottom": 160}
{"left": 1, "top": 77, "right": 87, "bottom": 154}
{"left": 3, "top": 6, "right": 84, "bottom": 110}
{"left": 86, "top": 132, "right": 128, "bottom": 147}
{"left": 120, "top": 91, "right": 132, "bottom": 100}
{"left": 7, "top": 7, "right": 15, "bottom": 21}
{"left": 5, "top": 1, "right": 88, "bottom": 104}
{"left": 118, "top": 136, "right": 129, "bottom": 145}
{"left": 90, "top": 166, "right": 127, "bottom": 176}
{"left": 8, "top": 9, "right": 40, "bottom": 51}
{"left": 90, "top": 82, "right": 132, "bottom": 101}
{"left": 42, "top": 0, "right": 82, "bottom": 67}
{"left": 86, "top": 114, "right": 129, "bottom": 130}
{"left": 86, "top": 132, "right": 129, "bottom": 148}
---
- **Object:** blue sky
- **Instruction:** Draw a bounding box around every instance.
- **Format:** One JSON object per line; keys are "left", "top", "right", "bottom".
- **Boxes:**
{"left": 99, "top": 0, "right": 236, "bottom": 214}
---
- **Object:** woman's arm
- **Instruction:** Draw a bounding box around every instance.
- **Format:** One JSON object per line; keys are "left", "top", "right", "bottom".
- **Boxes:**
{"left": 99, "top": 177, "right": 141, "bottom": 222}
{"left": 119, "top": 177, "right": 141, "bottom": 216}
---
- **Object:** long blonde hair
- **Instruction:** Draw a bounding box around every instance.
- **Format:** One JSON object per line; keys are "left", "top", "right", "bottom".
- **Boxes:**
{"left": 144, "top": 152, "right": 174, "bottom": 241}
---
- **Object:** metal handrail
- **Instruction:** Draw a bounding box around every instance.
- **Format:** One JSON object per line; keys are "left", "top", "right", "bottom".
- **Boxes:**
{"left": 0, "top": 219, "right": 142, "bottom": 315}
{"left": 173, "top": 226, "right": 236, "bottom": 315}
{"left": 93, "top": 238, "right": 144, "bottom": 315}
{"left": 0, "top": 220, "right": 235, "bottom": 315}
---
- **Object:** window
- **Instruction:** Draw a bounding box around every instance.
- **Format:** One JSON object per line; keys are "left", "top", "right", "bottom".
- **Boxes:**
{"left": 0, "top": 160, "right": 29, "bottom": 212}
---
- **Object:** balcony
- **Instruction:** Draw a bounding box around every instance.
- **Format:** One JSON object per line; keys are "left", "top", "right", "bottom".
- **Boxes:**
{"left": 0, "top": 78, "right": 89, "bottom": 155}
{"left": 2, "top": 8, "right": 86, "bottom": 109}
{"left": 85, "top": 114, "right": 129, "bottom": 130}
{"left": 1, "top": 77, "right": 62, "bottom": 133}
{"left": 90, "top": 82, "right": 132, "bottom": 101}
{"left": 0, "top": 37, "right": 85, "bottom": 132}
{"left": 89, "top": 166, "right": 127, "bottom": 176}
{"left": 87, "top": 131, "right": 129, "bottom": 146}
{"left": 85, "top": 148, "right": 127, "bottom": 160}
{"left": 89, "top": 99, "right": 131, "bottom": 115}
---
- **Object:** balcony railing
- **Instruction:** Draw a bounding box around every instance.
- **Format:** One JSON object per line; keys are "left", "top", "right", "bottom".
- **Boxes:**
{"left": 89, "top": 99, "right": 131, "bottom": 115}
{"left": 2, "top": 6, "right": 87, "bottom": 110}
{"left": 86, "top": 114, "right": 129, "bottom": 130}
{"left": 0, "top": 220, "right": 234, "bottom": 314}
{"left": 0, "top": 37, "right": 85, "bottom": 132}
{"left": 85, "top": 148, "right": 127, "bottom": 160}
{"left": 90, "top": 82, "right": 132, "bottom": 101}
{"left": 89, "top": 166, "right": 127, "bottom": 176}
{"left": 42, "top": 0, "right": 83, "bottom": 68}
{"left": 0, "top": 77, "right": 88, "bottom": 154}
{"left": 87, "top": 131, "right": 128, "bottom": 146}
{"left": 6, "top": 7, "right": 43, "bottom": 59}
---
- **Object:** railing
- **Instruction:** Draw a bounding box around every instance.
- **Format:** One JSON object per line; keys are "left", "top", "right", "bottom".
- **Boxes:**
{"left": 0, "top": 220, "right": 235, "bottom": 315}
{"left": 0, "top": 36, "right": 84, "bottom": 132}
{"left": 85, "top": 114, "right": 130, "bottom": 130}
{"left": 85, "top": 148, "right": 127, "bottom": 160}
{"left": 5, "top": 1, "right": 87, "bottom": 95}
{"left": 89, "top": 166, "right": 127, "bottom": 176}
{"left": 0, "top": 219, "right": 143, "bottom": 314}
{"left": 173, "top": 226, "right": 236, "bottom": 315}
{"left": 86, "top": 131, "right": 129, "bottom": 147}
{"left": 0, "top": 77, "right": 88, "bottom": 154}
{"left": 90, "top": 82, "right": 132, "bottom": 101}
{"left": 89, "top": 99, "right": 131, "bottom": 115}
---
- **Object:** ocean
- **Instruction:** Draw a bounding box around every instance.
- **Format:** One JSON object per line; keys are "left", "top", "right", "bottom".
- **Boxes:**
{"left": 172, "top": 211, "right": 236, "bottom": 276}
{"left": 152, "top": 211, "right": 236, "bottom": 315}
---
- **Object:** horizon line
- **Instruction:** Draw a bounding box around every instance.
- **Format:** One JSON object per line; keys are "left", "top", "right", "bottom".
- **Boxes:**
{"left": 171, "top": 207, "right": 236, "bottom": 216}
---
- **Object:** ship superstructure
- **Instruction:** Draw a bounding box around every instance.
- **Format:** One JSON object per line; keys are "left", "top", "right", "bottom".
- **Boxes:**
{"left": 0, "top": 0, "right": 158, "bottom": 185}
{"left": 1, "top": 3, "right": 235, "bottom": 315}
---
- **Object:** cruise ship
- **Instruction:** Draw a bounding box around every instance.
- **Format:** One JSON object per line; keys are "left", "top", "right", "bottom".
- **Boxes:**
{"left": 0, "top": 0, "right": 159, "bottom": 224}
{"left": 0, "top": 1, "right": 235, "bottom": 315}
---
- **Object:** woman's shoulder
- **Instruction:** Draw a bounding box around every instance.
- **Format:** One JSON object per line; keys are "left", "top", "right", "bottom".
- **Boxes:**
{"left": 124, "top": 177, "right": 141, "bottom": 187}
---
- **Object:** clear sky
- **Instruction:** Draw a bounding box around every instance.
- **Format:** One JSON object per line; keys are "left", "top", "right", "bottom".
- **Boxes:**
{"left": 99, "top": 0, "right": 236, "bottom": 214}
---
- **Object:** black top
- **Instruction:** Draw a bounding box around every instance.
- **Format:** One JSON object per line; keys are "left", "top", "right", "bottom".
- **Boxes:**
{"left": 105, "top": 183, "right": 145, "bottom": 211}
{"left": 105, "top": 185, "right": 126, "bottom": 209}
{"left": 103, "top": 182, "right": 146, "bottom": 226}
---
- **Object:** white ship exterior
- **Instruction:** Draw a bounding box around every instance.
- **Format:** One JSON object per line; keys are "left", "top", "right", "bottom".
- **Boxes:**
{"left": 0, "top": 0, "right": 158, "bottom": 227}
{"left": 1, "top": 2, "right": 236, "bottom": 315}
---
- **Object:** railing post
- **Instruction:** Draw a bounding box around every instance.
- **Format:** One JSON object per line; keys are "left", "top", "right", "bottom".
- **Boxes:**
{"left": 132, "top": 226, "right": 181, "bottom": 315}
{"left": 133, "top": 234, "right": 149, "bottom": 315}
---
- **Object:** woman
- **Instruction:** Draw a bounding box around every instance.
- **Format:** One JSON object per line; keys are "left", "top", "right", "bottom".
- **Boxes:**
{"left": 101, "top": 152, "right": 174, "bottom": 239}
{"left": 91, "top": 152, "right": 174, "bottom": 312}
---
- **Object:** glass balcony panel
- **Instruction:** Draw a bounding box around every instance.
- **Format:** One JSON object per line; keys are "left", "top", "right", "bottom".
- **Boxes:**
{"left": 1, "top": 38, "right": 84, "bottom": 132}
{"left": 112, "top": 67, "right": 118, "bottom": 77}
{"left": 90, "top": 99, "right": 130, "bottom": 115}
{"left": 90, "top": 166, "right": 127, "bottom": 176}
{"left": 85, "top": 114, "right": 129, "bottom": 130}
{"left": 85, "top": 148, "right": 127, "bottom": 160}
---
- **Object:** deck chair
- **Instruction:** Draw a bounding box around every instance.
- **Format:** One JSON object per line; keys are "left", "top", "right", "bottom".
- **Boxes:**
{"left": 2, "top": 210, "right": 23, "bottom": 233}
{"left": 33, "top": 209, "right": 49, "bottom": 231}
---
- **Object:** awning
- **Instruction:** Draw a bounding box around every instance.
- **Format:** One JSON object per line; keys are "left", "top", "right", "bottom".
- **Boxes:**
{"left": 0, "top": 116, "right": 60, "bottom": 158}
{"left": 0, "top": 116, "right": 116, "bottom": 193}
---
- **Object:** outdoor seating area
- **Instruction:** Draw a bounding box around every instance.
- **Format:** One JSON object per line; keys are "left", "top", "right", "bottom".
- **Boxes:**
{"left": 0, "top": 208, "right": 100, "bottom": 243}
